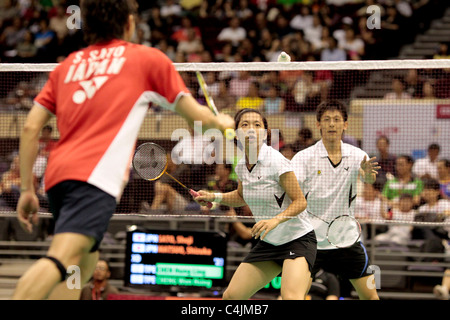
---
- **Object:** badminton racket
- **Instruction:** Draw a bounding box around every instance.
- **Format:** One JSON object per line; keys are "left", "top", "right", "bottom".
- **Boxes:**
{"left": 307, "top": 210, "right": 361, "bottom": 248}
{"left": 132, "top": 142, "right": 213, "bottom": 209}
{"left": 195, "top": 71, "right": 235, "bottom": 141}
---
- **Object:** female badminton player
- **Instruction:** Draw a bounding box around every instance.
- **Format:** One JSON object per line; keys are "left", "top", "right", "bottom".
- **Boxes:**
{"left": 194, "top": 108, "right": 317, "bottom": 300}
{"left": 13, "top": 0, "right": 234, "bottom": 300}
{"left": 291, "top": 100, "right": 380, "bottom": 300}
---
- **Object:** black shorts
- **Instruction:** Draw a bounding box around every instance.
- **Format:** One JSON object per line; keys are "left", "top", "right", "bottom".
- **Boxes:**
{"left": 47, "top": 180, "right": 116, "bottom": 252}
{"left": 242, "top": 230, "right": 317, "bottom": 272}
{"left": 312, "top": 241, "right": 371, "bottom": 280}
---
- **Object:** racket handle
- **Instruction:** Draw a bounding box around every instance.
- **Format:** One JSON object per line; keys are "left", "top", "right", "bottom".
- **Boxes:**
{"left": 189, "top": 189, "right": 213, "bottom": 209}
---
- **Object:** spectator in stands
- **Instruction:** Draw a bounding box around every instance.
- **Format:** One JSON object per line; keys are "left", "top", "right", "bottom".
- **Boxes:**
{"left": 214, "top": 81, "right": 236, "bottom": 112}
{"left": 236, "top": 81, "right": 264, "bottom": 111}
{"left": 304, "top": 14, "right": 323, "bottom": 50}
{"left": 263, "top": 85, "right": 285, "bottom": 114}
{"left": 49, "top": 5, "right": 69, "bottom": 45}
{"left": 229, "top": 71, "right": 253, "bottom": 98}
{"left": 176, "top": 27, "right": 204, "bottom": 61}
{"left": 374, "top": 135, "right": 396, "bottom": 185}
{"left": 434, "top": 269, "right": 450, "bottom": 300}
{"left": 355, "top": 181, "right": 387, "bottom": 238}
{"left": 381, "top": 155, "right": 424, "bottom": 208}
{"left": 292, "top": 128, "right": 315, "bottom": 153}
{"left": 0, "top": 155, "right": 38, "bottom": 210}
{"left": 375, "top": 193, "right": 415, "bottom": 245}
{"left": 412, "top": 143, "right": 440, "bottom": 180}
{"left": 38, "top": 125, "right": 57, "bottom": 158}
{"left": 421, "top": 80, "right": 436, "bottom": 99}
{"left": 338, "top": 28, "right": 364, "bottom": 61}
{"left": 384, "top": 77, "right": 412, "bottom": 99}
{"left": 34, "top": 18, "right": 57, "bottom": 62}
{"left": 437, "top": 159, "right": 450, "bottom": 200}
{"left": 217, "top": 17, "right": 247, "bottom": 48}
{"left": 320, "top": 36, "right": 347, "bottom": 61}
{"left": 80, "top": 259, "right": 119, "bottom": 300}
{"left": 433, "top": 42, "right": 450, "bottom": 59}
{"left": 412, "top": 179, "right": 450, "bottom": 258}
{"left": 15, "top": 30, "right": 38, "bottom": 62}
{"left": 160, "top": 0, "right": 183, "bottom": 19}
{"left": 289, "top": 5, "right": 313, "bottom": 32}
{"left": 0, "top": 16, "right": 27, "bottom": 54}
{"left": 380, "top": 5, "right": 403, "bottom": 58}
{"left": 293, "top": 71, "right": 322, "bottom": 112}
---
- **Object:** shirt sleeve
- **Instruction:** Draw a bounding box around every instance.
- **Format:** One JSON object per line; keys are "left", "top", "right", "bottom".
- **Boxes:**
{"left": 146, "top": 48, "right": 190, "bottom": 111}
{"left": 291, "top": 152, "right": 307, "bottom": 186}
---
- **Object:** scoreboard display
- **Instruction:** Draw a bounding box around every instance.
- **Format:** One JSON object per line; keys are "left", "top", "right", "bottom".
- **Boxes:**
{"left": 124, "top": 227, "right": 227, "bottom": 292}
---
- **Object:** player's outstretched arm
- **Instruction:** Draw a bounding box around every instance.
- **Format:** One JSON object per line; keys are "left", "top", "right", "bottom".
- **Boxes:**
{"left": 17, "top": 104, "right": 51, "bottom": 232}
{"left": 175, "top": 95, "right": 234, "bottom": 133}
{"left": 193, "top": 181, "right": 246, "bottom": 208}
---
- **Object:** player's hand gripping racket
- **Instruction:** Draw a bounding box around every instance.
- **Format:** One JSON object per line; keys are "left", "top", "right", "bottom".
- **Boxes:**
{"left": 132, "top": 142, "right": 213, "bottom": 208}
{"left": 307, "top": 211, "right": 362, "bottom": 248}
{"left": 196, "top": 71, "right": 235, "bottom": 141}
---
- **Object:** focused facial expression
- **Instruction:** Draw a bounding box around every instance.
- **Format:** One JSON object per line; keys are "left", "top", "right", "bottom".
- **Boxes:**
{"left": 317, "top": 110, "right": 348, "bottom": 142}
{"left": 236, "top": 112, "right": 267, "bottom": 152}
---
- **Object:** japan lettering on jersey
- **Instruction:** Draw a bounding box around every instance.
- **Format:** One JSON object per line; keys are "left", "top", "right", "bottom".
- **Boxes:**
{"left": 34, "top": 40, "right": 190, "bottom": 199}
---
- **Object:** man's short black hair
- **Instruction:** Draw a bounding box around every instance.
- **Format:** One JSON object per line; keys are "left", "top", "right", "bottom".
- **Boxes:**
{"left": 316, "top": 99, "right": 348, "bottom": 122}
{"left": 81, "top": 0, "right": 138, "bottom": 45}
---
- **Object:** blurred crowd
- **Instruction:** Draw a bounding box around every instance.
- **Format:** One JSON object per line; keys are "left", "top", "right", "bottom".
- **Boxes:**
{"left": 0, "top": 0, "right": 448, "bottom": 64}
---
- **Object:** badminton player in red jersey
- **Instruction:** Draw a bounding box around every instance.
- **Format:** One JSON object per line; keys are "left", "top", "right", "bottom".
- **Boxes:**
{"left": 13, "top": 0, "right": 234, "bottom": 299}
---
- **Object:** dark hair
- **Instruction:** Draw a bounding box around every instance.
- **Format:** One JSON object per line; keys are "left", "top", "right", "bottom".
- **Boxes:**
{"left": 423, "top": 178, "right": 440, "bottom": 190}
{"left": 428, "top": 143, "right": 440, "bottom": 151}
{"left": 398, "top": 154, "right": 414, "bottom": 164}
{"left": 316, "top": 99, "right": 348, "bottom": 122}
{"left": 376, "top": 135, "right": 390, "bottom": 144}
{"left": 234, "top": 108, "right": 271, "bottom": 148}
{"left": 298, "top": 128, "right": 312, "bottom": 139}
{"left": 81, "top": 0, "right": 138, "bottom": 45}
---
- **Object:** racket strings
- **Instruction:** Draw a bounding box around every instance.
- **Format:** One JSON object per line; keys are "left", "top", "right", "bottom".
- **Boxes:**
{"left": 133, "top": 143, "right": 168, "bottom": 180}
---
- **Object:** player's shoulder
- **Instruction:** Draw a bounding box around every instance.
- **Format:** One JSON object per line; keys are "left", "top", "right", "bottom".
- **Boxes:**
{"left": 342, "top": 142, "right": 368, "bottom": 158}
{"left": 127, "top": 43, "right": 171, "bottom": 62}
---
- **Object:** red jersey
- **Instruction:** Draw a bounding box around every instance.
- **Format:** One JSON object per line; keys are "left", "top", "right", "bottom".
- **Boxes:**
{"left": 34, "top": 39, "right": 190, "bottom": 199}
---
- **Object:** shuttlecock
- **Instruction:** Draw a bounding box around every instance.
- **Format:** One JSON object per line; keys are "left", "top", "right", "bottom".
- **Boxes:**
{"left": 277, "top": 51, "right": 291, "bottom": 62}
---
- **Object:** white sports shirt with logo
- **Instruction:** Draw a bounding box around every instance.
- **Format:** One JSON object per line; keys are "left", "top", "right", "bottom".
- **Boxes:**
{"left": 291, "top": 140, "right": 369, "bottom": 250}
{"left": 235, "top": 143, "right": 314, "bottom": 246}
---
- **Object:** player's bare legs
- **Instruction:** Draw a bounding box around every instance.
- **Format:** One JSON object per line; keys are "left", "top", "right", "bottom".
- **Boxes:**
{"left": 47, "top": 250, "right": 99, "bottom": 300}
{"left": 350, "top": 275, "right": 380, "bottom": 300}
{"left": 223, "top": 261, "right": 281, "bottom": 300}
{"left": 280, "top": 257, "right": 310, "bottom": 300}
{"left": 12, "top": 233, "right": 94, "bottom": 300}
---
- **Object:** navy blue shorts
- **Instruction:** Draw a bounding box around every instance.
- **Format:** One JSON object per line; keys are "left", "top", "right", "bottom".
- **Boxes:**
{"left": 312, "top": 241, "right": 371, "bottom": 280}
{"left": 47, "top": 180, "right": 116, "bottom": 252}
{"left": 242, "top": 230, "right": 317, "bottom": 273}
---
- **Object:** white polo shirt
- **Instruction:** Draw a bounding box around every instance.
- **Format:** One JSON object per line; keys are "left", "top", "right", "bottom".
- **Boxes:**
{"left": 235, "top": 143, "right": 314, "bottom": 246}
{"left": 291, "top": 140, "right": 369, "bottom": 250}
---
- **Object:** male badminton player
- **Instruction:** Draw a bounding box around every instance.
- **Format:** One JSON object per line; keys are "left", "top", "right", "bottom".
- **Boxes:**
{"left": 194, "top": 108, "right": 317, "bottom": 300}
{"left": 291, "top": 100, "right": 380, "bottom": 300}
{"left": 13, "top": 0, "right": 234, "bottom": 300}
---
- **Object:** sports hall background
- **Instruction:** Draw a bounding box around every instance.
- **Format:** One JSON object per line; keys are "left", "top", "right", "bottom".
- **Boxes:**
{"left": 0, "top": 0, "right": 449, "bottom": 300}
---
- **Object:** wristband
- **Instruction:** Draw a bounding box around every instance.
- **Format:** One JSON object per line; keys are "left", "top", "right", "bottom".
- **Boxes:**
{"left": 213, "top": 193, "right": 223, "bottom": 203}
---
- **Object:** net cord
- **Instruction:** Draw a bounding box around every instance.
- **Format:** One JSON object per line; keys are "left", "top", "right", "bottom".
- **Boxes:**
{"left": 1, "top": 59, "right": 450, "bottom": 73}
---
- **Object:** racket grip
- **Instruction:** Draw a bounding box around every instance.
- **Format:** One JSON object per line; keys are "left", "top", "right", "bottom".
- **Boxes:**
{"left": 189, "top": 189, "right": 213, "bottom": 209}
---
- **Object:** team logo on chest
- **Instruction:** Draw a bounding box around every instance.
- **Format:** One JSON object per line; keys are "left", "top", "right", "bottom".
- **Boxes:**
{"left": 274, "top": 192, "right": 286, "bottom": 208}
